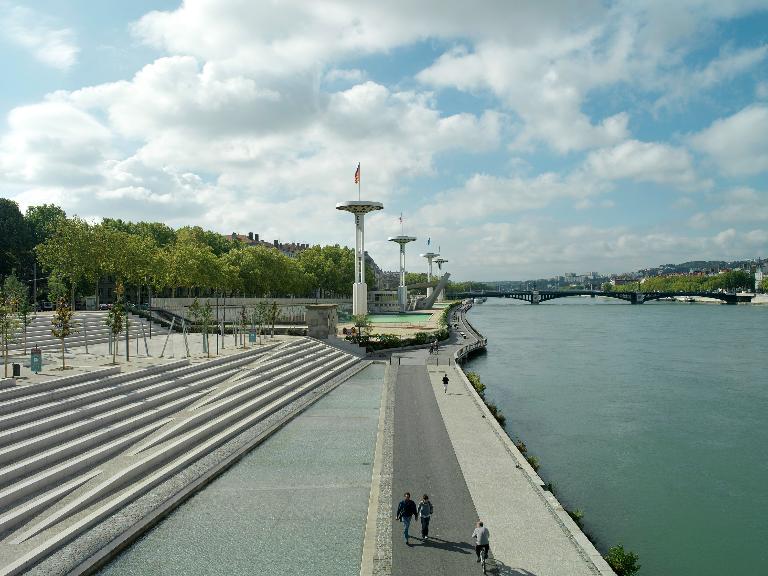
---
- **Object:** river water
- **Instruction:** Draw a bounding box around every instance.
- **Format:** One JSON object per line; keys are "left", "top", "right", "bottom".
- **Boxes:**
{"left": 465, "top": 297, "right": 767, "bottom": 576}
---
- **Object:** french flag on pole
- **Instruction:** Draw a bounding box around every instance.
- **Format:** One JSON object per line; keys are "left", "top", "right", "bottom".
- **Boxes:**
{"left": 427, "top": 237, "right": 431, "bottom": 246}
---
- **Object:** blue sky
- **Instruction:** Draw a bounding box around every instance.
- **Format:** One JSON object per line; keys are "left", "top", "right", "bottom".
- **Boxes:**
{"left": 1, "top": 1, "right": 767, "bottom": 280}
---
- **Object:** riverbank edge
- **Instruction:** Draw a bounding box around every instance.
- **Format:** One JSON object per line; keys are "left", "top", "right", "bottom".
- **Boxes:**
{"left": 24, "top": 359, "right": 373, "bottom": 576}
{"left": 453, "top": 305, "right": 617, "bottom": 575}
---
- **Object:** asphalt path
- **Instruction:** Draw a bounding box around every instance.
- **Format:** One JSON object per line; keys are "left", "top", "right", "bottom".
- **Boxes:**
{"left": 391, "top": 364, "right": 480, "bottom": 576}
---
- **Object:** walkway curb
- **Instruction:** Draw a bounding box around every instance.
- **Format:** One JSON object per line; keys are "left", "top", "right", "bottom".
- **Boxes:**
{"left": 359, "top": 364, "right": 394, "bottom": 576}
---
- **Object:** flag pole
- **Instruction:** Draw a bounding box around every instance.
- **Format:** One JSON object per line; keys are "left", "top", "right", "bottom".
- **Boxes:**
{"left": 358, "top": 163, "right": 361, "bottom": 200}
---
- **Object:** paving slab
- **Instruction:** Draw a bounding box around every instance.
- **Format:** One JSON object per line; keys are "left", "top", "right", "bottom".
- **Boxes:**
{"left": 94, "top": 363, "right": 385, "bottom": 576}
{"left": 391, "top": 364, "right": 479, "bottom": 576}
{"left": 427, "top": 364, "right": 612, "bottom": 576}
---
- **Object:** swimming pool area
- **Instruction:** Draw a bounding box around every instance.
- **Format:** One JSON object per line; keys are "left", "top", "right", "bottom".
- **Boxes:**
{"left": 366, "top": 313, "right": 433, "bottom": 324}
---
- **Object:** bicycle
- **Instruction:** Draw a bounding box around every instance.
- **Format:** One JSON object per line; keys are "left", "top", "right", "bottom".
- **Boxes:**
{"left": 479, "top": 546, "right": 488, "bottom": 574}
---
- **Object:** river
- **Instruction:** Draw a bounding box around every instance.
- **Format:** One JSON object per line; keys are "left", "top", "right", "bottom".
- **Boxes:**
{"left": 464, "top": 297, "right": 767, "bottom": 576}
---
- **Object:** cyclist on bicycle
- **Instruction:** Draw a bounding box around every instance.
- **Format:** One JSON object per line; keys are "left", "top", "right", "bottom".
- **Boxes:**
{"left": 471, "top": 520, "right": 490, "bottom": 563}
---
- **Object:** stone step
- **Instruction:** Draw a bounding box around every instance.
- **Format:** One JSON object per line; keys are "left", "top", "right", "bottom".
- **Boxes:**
{"left": 0, "top": 349, "right": 266, "bottom": 432}
{"left": 0, "top": 361, "right": 188, "bottom": 416}
{"left": 14, "top": 355, "right": 360, "bottom": 544}
{"left": 0, "top": 390, "right": 208, "bottom": 479}
{"left": 219, "top": 342, "right": 327, "bottom": 392}
{"left": 198, "top": 345, "right": 329, "bottom": 407}
{"left": 0, "top": 367, "right": 120, "bottom": 402}
{"left": 136, "top": 349, "right": 348, "bottom": 454}
{"left": 0, "top": 419, "right": 168, "bottom": 512}
{"left": 0, "top": 350, "right": 268, "bottom": 448}
{"left": 0, "top": 470, "right": 102, "bottom": 536}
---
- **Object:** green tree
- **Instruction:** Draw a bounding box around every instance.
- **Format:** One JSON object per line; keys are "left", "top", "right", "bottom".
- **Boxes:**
{"left": 761, "top": 277, "right": 768, "bottom": 293}
{"left": 296, "top": 244, "right": 359, "bottom": 296}
{"left": 102, "top": 218, "right": 177, "bottom": 247}
{"left": 105, "top": 283, "right": 125, "bottom": 364}
{"left": 4, "top": 274, "right": 33, "bottom": 355}
{"left": 51, "top": 297, "right": 77, "bottom": 369}
{"left": 0, "top": 292, "right": 20, "bottom": 377}
{"left": 350, "top": 314, "right": 372, "bottom": 344}
{"left": 268, "top": 301, "right": 279, "bottom": 337}
{"left": 254, "top": 300, "right": 269, "bottom": 343}
{"left": 405, "top": 272, "right": 429, "bottom": 286}
{"left": 159, "top": 236, "right": 219, "bottom": 297}
{"left": 177, "top": 226, "right": 238, "bottom": 256}
{"left": 47, "top": 271, "right": 69, "bottom": 303}
{"left": 189, "top": 297, "right": 215, "bottom": 356}
{"left": 0, "top": 199, "right": 31, "bottom": 279}
{"left": 238, "top": 306, "right": 248, "bottom": 348}
{"left": 25, "top": 204, "right": 66, "bottom": 246}
{"left": 36, "top": 217, "right": 100, "bottom": 308}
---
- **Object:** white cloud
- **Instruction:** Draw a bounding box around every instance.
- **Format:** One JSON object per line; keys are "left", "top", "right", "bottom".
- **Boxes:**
{"left": 585, "top": 140, "right": 702, "bottom": 188}
{"left": 689, "top": 105, "right": 768, "bottom": 176}
{"left": 417, "top": 38, "right": 631, "bottom": 153}
{"left": 3, "top": 0, "right": 768, "bottom": 280}
{"left": 0, "top": 102, "right": 111, "bottom": 185}
{"left": 655, "top": 44, "right": 768, "bottom": 109}
{"left": 713, "top": 228, "right": 737, "bottom": 247}
{"left": 0, "top": 2, "right": 78, "bottom": 70}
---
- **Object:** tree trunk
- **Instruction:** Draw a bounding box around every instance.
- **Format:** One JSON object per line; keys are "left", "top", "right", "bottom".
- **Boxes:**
{"left": 61, "top": 337, "right": 65, "bottom": 369}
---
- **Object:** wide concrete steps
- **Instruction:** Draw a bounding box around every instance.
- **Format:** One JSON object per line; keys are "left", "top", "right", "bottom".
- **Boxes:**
{"left": 0, "top": 338, "right": 363, "bottom": 576}
{"left": 7, "top": 313, "right": 159, "bottom": 353}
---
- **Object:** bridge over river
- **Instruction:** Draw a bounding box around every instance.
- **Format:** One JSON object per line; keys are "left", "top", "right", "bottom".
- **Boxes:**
{"left": 455, "top": 289, "right": 754, "bottom": 304}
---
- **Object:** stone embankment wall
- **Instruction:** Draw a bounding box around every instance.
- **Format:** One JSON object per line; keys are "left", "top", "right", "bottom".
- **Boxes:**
{"left": 152, "top": 297, "right": 351, "bottom": 324}
{"left": 451, "top": 304, "right": 617, "bottom": 575}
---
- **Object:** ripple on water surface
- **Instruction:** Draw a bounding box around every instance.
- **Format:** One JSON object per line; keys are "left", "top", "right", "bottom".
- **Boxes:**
{"left": 466, "top": 298, "right": 768, "bottom": 576}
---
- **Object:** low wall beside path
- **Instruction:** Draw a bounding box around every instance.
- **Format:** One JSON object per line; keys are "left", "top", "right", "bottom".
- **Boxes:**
{"left": 151, "top": 297, "right": 352, "bottom": 325}
{"left": 444, "top": 304, "right": 616, "bottom": 575}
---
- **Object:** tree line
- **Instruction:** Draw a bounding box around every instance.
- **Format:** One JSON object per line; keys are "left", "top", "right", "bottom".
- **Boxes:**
{"left": 0, "top": 199, "right": 373, "bottom": 307}
{"left": 603, "top": 270, "right": 757, "bottom": 293}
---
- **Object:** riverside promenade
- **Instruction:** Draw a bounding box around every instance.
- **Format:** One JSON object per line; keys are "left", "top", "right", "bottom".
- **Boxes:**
{"left": 364, "top": 304, "right": 616, "bottom": 576}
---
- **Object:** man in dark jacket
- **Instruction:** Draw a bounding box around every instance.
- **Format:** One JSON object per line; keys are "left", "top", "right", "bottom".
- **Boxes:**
{"left": 395, "top": 492, "right": 418, "bottom": 544}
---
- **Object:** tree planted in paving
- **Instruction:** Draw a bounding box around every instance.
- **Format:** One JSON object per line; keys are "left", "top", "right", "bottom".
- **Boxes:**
{"left": 4, "top": 274, "right": 34, "bottom": 355}
{"left": 51, "top": 297, "right": 77, "bottom": 370}
{"left": 189, "top": 298, "right": 215, "bottom": 356}
{"left": 268, "top": 301, "right": 279, "bottom": 337}
{"left": 0, "top": 293, "right": 20, "bottom": 378}
{"left": 105, "top": 282, "right": 125, "bottom": 364}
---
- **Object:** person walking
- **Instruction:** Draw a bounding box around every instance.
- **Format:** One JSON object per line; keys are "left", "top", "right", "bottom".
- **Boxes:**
{"left": 442, "top": 373, "right": 449, "bottom": 394}
{"left": 471, "top": 520, "right": 490, "bottom": 562}
{"left": 396, "top": 492, "right": 418, "bottom": 545}
{"left": 417, "top": 494, "right": 434, "bottom": 540}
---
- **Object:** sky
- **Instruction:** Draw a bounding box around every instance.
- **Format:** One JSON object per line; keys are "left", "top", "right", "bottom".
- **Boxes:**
{"left": 1, "top": 0, "right": 767, "bottom": 281}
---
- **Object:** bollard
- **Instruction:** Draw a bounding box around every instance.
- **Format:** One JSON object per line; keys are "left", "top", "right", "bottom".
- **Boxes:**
{"left": 30, "top": 348, "right": 42, "bottom": 373}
